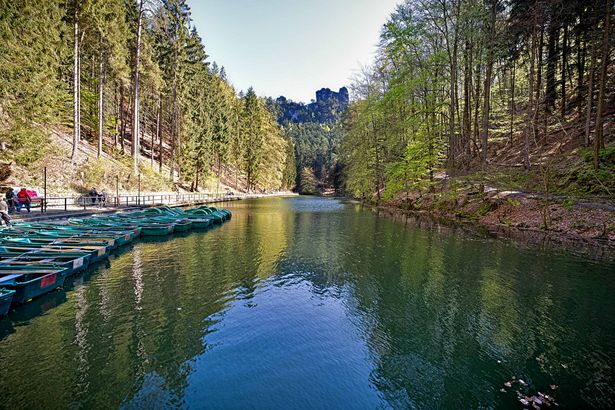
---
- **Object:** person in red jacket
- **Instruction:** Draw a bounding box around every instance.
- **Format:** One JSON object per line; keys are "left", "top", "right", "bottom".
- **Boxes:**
{"left": 16, "top": 187, "right": 31, "bottom": 213}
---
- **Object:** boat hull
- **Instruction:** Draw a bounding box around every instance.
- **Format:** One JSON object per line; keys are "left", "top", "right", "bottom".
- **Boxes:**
{"left": 1, "top": 271, "right": 66, "bottom": 304}
{"left": 0, "top": 288, "right": 14, "bottom": 317}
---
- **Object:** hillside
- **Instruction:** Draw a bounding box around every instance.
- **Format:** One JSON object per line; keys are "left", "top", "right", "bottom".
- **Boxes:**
{"left": 0, "top": 125, "right": 237, "bottom": 196}
{"left": 336, "top": 0, "right": 614, "bottom": 245}
{"left": 0, "top": 0, "right": 295, "bottom": 199}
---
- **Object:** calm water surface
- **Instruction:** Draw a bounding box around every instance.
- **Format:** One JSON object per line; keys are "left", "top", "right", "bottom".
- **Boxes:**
{"left": 0, "top": 197, "right": 613, "bottom": 409}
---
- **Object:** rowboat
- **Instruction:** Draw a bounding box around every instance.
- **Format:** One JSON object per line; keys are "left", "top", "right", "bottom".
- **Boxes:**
{"left": 0, "top": 244, "right": 109, "bottom": 263}
{"left": 68, "top": 218, "right": 142, "bottom": 234}
{"left": 0, "top": 204, "right": 232, "bottom": 310}
{"left": 184, "top": 209, "right": 224, "bottom": 223}
{"left": 186, "top": 218, "right": 212, "bottom": 229}
{"left": 0, "top": 288, "right": 15, "bottom": 317}
{"left": 140, "top": 224, "right": 174, "bottom": 236}
{"left": 0, "top": 250, "right": 93, "bottom": 262}
{"left": 3, "top": 229, "right": 126, "bottom": 248}
{"left": 0, "top": 236, "right": 117, "bottom": 250}
{"left": 0, "top": 255, "right": 88, "bottom": 276}
{"left": 208, "top": 207, "right": 232, "bottom": 219}
{"left": 0, "top": 269, "right": 67, "bottom": 304}
{"left": 19, "top": 223, "right": 140, "bottom": 242}
{"left": 171, "top": 219, "right": 192, "bottom": 232}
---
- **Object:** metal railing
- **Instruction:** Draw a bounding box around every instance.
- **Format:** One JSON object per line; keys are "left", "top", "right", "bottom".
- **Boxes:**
{"left": 37, "top": 192, "right": 244, "bottom": 213}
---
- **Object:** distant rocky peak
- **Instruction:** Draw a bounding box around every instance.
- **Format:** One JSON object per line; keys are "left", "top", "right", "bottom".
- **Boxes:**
{"left": 272, "top": 86, "right": 349, "bottom": 125}
{"left": 315, "top": 87, "right": 349, "bottom": 106}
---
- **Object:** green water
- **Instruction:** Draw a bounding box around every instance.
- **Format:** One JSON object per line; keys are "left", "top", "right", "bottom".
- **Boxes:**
{"left": 0, "top": 197, "right": 613, "bottom": 409}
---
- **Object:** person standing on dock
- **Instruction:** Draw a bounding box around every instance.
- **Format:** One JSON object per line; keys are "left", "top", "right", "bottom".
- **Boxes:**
{"left": 0, "top": 197, "right": 12, "bottom": 226}
{"left": 4, "top": 188, "right": 16, "bottom": 214}
{"left": 89, "top": 187, "right": 98, "bottom": 205}
{"left": 16, "top": 187, "right": 31, "bottom": 213}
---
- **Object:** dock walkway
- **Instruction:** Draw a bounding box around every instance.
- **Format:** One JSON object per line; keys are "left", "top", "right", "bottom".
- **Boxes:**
{"left": 10, "top": 192, "right": 293, "bottom": 222}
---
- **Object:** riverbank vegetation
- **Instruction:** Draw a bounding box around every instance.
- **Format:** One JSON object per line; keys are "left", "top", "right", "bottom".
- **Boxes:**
{"left": 0, "top": 0, "right": 295, "bottom": 193}
{"left": 343, "top": 0, "right": 613, "bottom": 199}
{"left": 338, "top": 0, "right": 614, "bottom": 240}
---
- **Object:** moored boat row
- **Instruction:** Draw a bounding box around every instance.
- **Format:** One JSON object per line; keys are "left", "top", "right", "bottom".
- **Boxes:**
{"left": 0, "top": 205, "right": 231, "bottom": 316}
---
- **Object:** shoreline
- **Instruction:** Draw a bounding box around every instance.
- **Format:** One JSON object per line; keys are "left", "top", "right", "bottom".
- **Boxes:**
{"left": 357, "top": 201, "right": 615, "bottom": 262}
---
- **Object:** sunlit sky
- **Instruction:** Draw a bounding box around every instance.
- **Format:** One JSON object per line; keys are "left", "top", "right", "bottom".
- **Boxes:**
{"left": 189, "top": 0, "right": 399, "bottom": 102}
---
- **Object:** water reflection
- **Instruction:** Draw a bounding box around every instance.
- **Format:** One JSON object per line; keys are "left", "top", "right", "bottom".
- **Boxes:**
{"left": 0, "top": 197, "right": 613, "bottom": 409}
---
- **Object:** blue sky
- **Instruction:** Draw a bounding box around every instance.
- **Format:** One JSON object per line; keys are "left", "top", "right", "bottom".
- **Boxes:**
{"left": 188, "top": 0, "right": 399, "bottom": 102}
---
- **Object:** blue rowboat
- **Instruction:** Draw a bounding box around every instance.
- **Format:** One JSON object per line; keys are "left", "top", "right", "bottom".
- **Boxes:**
{"left": 0, "top": 288, "right": 15, "bottom": 317}
{"left": 0, "top": 269, "right": 67, "bottom": 304}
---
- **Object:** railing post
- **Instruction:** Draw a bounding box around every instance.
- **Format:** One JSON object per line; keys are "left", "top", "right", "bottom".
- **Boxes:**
{"left": 64, "top": 198, "right": 67, "bottom": 211}
{"left": 43, "top": 166, "right": 47, "bottom": 213}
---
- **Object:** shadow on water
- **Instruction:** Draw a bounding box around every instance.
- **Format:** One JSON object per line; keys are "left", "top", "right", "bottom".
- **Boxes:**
{"left": 0, "top": 197, "right": 613, "bottom": 409}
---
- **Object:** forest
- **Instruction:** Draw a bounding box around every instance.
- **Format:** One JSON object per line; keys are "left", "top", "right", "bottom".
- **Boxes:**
{"left": 266, "top": 88, "right": 348, "bottom": 194}
{"left": 342, "top": 0, "right": 614, "bottom": 203}
{"left": 0, "top": 0, "right": 295, "bottom": 193}
{"left": 0, "top": 0, "right": 613, "bottom": 207}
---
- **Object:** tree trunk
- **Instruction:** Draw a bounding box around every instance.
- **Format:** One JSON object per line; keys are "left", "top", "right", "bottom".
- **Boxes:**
{"left": 97, "top": 37, "right": 105, "bottom": 158}
{"left": 448, "top": 42, "right": 458, "bottom": 168}
{"left": 170, "top": 56, "right": 178, "bottom": 179}
{"left": 546, "top": 23, "right": 559, "bottom": 111}
{"left": 195, "top": 161, "right": 199, "bottom": 191}
{"left": 463, "top": 39, "right": 471, "bottom": 160}
{"left": 585, "top": 33, "right": 598, "bottom": 147}
{"left": 524, "top": 27, "right": 536, "bottom": 170}
{"left": 177, "top": 106, "right": 182, "bottom": 179}
{"left": 158, "top": 95, "right": 163, "bottom": 172}
{"left": 71, "top": 14, "right": 80, "bottom": 162}
{"left": 481, "top": 0, "right": 496, "bottom": 165}
{"left": 594, "top": 0, "right": 611, "bottom": 169}
{"left": 141, "top": 95, "right": 147, "bottom": 168}
{"left": 576, "top": 22, "right": 586, "bottom": 118}
{"left": 561, "top": 25, "right": 568, "bottom": 117}
{"left": 510, "top": 61, "right": 516, "bottom": 145}
{"left": 472, "top": 50, "right": 481, "bottom": 157}
{"left": 120, "top": 85, "right": 126, "bottom": 154}
{"left": 536, "top": 27, "right": 544, "bottom": 103}
{"left": 216, "top": 156, "right": 221, "bottom": 196}
{"left": 114, "top": 81, "right": 119, "bottom": 148}
{"left": 131, "top": 0, "right": 144, "bottom": 174}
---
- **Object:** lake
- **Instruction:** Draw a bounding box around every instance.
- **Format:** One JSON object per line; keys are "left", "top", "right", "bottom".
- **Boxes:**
{"left": 0, "top": 197, "right": 613, "bottom": 409}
